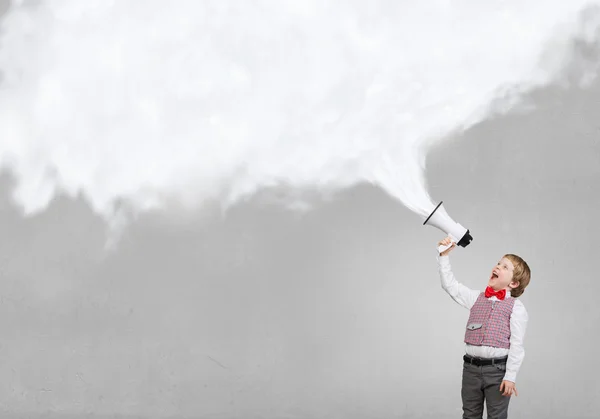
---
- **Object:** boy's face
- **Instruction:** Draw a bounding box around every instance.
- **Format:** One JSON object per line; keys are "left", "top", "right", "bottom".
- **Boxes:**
{"left": 489, "top": 257, "right": 518, "bottom": 291}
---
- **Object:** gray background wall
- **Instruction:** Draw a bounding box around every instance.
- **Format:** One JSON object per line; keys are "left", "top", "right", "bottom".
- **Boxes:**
{"left": 1, "top": 2, "right": 599, "bottom": 419}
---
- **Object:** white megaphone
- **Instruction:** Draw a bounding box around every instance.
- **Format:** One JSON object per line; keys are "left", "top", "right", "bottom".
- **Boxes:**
{"left": 423, "top": 201, "right": 473, "bottom": 254}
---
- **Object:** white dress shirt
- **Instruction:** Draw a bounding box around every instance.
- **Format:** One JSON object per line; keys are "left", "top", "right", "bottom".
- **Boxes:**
{"left": 437, "top": 254, "right": 528, "bottom": 383}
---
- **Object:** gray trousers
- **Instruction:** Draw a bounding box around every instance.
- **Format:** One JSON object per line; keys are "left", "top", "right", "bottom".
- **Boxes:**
{"left": 461, "top": 361, "right": 511, "bottom": 419}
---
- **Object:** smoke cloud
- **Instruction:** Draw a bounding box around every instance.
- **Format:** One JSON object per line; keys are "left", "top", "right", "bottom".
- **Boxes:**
{"left": 0, "top": 0, "right": 598, "bottom": 233}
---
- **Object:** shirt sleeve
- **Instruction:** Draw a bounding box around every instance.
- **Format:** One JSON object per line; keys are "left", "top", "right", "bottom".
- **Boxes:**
{"left": 504, "top": 299, "right": 528, "bottom": 383}
{"left": 437, "top": 254, "right": 480, "bottom": 310}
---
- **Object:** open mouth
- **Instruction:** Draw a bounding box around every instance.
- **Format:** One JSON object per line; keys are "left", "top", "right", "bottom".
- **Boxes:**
{"left": 491, "top": 273, "right": 499, "bottom": 280}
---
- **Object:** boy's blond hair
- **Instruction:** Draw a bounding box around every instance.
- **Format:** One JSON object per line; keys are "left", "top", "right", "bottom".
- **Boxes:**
{"left": 504, "top": 254, "right": 531, "bottom": 298}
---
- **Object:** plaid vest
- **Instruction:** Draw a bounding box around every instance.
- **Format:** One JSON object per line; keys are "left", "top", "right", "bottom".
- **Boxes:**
{"left": 464, "top": 293, "right": 515, "bottom": 349}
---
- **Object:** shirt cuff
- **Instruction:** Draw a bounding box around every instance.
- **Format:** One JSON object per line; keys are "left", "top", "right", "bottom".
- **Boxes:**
{"left": 503, "top": 371, "right": 517, "bottom": 383}
{"left": 437, "top": 254, "right": 450, "bottom": 265}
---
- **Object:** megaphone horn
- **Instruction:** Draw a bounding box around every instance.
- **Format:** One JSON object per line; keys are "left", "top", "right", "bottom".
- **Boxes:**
{"left": 423, "top": 201, "right": 473, "bottom": 253}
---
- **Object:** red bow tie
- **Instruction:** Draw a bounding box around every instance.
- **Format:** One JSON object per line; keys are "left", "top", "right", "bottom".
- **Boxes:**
{"left": 485, "top": 286, "right": 506, "bottom": 300}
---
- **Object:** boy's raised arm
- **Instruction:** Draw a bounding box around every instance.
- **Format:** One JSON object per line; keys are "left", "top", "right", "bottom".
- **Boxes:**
{"left": 437, "top": 237, "right": 480, "bottom": 310}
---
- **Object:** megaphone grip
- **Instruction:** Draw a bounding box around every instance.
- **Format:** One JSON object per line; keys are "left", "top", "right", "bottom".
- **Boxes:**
{"left": 438, "top": 234, "right": 458, "bottom": 254}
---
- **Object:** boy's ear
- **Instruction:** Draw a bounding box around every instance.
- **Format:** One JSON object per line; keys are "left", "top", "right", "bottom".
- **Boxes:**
{"left": 509, "top": 280, "right": 519, "bottom": 289}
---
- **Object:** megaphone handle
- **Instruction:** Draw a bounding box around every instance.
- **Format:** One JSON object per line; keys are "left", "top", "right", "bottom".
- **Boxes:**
{"left": 438, "top": 235, "right": 458, "bottom": 254}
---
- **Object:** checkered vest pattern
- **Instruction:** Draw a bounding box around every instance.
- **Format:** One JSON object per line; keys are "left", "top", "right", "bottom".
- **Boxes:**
{"left": 464, "top": 293, "right": 515, "bottom": 349}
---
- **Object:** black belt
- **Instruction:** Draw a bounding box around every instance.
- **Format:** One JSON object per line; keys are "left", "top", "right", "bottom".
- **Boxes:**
{"left": 463, "top": 355, "right": 508, "bottom": 366}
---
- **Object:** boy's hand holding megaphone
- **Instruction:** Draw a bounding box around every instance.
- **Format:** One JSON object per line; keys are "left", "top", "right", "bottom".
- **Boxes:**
{"left": 438, "top": 236, "right": 456, "bottom": 256}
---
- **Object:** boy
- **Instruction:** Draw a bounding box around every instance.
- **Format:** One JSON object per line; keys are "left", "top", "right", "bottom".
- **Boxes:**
{"left": 436, "top": 236, "right": 530, "bottom": 419}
